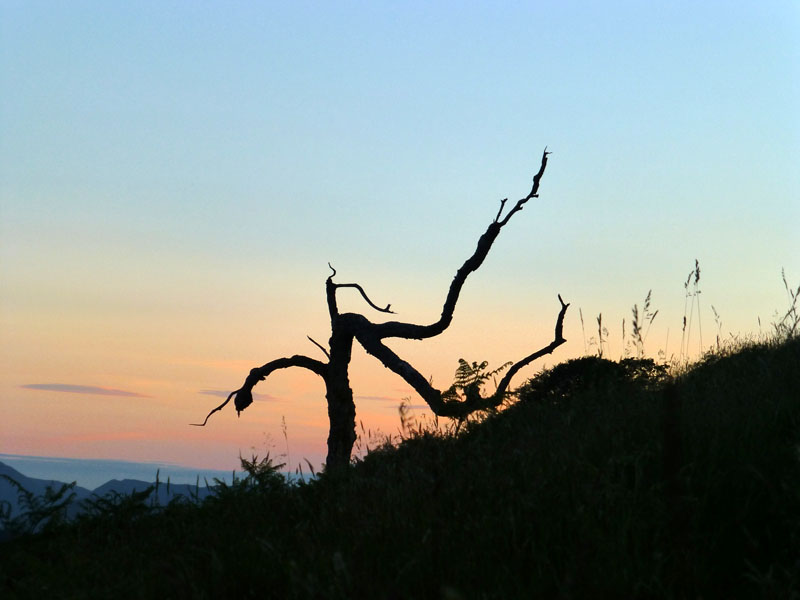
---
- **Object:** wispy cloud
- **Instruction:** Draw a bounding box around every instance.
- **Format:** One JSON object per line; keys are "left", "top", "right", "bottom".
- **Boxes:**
{"left": 356, "top": 395, "right": 402, "bottom": 403}
{"left": 21, "top": 384, "right": 150, "bottom": 398}
{"left": 356, "top": 396, "right": 431, "bottom": 411}
{"left": 199, "top": 389, "right": 278, "bottom": 402}
{"left": 404, "top": 404, "right": 432, "bottom": 411}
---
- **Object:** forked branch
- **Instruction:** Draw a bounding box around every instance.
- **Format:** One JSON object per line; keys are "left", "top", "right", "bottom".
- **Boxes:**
{"left": 359, "top": 295, "right": 569, "bottom": 418}
{"left": 371, "top": 147, "right": 551, "bottom": 342}
{"left": 496, "top": 147, "right": 551, "bottom": 226}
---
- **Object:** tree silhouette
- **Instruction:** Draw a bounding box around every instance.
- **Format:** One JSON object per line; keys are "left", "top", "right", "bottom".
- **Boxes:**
{"left": 194, "top": 149, "right": 569, "bottom": 470}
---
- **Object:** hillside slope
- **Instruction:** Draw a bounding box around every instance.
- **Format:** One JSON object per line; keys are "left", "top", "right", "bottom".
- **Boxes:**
{"left": 2, "top": 337, "right": 799, "bottom": 599}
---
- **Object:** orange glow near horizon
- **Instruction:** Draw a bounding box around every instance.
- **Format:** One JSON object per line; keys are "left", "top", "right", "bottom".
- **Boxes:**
{"left": 2, "top": 300, "right": 586, "bottom": 472}
{"left": 2, "top": 276, "right": 775, "bottom": 472}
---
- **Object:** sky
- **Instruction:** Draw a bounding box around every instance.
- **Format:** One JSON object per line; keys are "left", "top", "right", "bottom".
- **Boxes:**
{"left": 1, "top": 1, "right": 798, "bottom": 475}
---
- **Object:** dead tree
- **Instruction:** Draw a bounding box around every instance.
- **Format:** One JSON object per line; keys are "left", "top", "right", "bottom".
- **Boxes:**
{"left": 193, "top": 149, "right": 569, "bottom": 470}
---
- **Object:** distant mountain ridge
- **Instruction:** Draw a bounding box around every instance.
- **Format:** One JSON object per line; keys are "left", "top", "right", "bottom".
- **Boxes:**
{"left": 0, "top": 461, "right": 217, "bottom": 535}
{"left": 0, "top": 461, "right": 93, "bottom": 514}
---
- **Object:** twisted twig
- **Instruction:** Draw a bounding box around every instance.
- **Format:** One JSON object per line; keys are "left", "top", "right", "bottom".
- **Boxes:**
{"left": 327, "top": 263, "right": 394, "bottom": 314}
{"left": 190, "top": 389, "right": 239, "bottom": 426}
{"left": 496, "top": 147, "right": 551, "bottom": 225}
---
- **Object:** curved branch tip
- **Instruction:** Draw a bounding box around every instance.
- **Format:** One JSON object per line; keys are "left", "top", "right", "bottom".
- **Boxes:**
{"left": 190, "top": 388, "right": 239, "bottom": 427}
{"left": 333, "top": 282, "right": 395, "bottom": 314}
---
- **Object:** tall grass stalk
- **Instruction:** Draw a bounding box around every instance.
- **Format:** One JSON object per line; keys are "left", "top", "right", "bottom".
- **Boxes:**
{"left": 596, "top": 313, "right": 608, "bottom": 358}
{"left": 773, "top": 267, "right": 799, "bottom": 339}
{"left": 631, "top": 290, "right": 658, "bottom": 358}
{"left": 579, "top": 307, "right": 587, "bottom": 355}
{"left": 681, "top": 259, "right": 702, "bottom": 360}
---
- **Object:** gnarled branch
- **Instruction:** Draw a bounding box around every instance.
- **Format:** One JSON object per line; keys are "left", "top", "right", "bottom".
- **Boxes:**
{"left": 370, "top": 147, "right": 551, "bottom": 342}
{"left": 332, "top": 283, "right": 394, "bottom": 314}
{"left": 356, "top": 332, "right": 446, "bottom": 413}
{"left": 490, "top": 294, "right": 569, "bottom": 400}
{"left": 191, "top": 354, "right": 327, "bottom": 426}
{"left": 496, "top": 147, "right": 551, "bottom": 226}
{"left": 359, "top": 295, "right": 569, "bottom": 419}
{"left": 326, "top": 263, "right": 394, "bottom": 316}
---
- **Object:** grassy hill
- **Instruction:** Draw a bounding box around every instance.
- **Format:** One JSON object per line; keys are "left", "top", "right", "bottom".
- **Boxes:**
{"left": 2, "top": 336, "right": 799, "bottom": 599}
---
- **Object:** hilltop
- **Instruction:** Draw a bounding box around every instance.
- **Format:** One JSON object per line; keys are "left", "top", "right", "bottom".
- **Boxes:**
{"left": 2, "top": 336, "right": 799, "bottom": 599}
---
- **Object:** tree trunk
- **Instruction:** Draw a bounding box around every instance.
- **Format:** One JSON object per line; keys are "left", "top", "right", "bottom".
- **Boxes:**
{"left": 324, "top": 375, "right": 356, "bottom": 471}
{"left": 325, "top": 321, "right": 358, "bottom": 470}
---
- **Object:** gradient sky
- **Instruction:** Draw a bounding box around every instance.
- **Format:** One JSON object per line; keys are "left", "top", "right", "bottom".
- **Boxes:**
{"left": 1, "top": 1, "right": 798, "bottom": 473}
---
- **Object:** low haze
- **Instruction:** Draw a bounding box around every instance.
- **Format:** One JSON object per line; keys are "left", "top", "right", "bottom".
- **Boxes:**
{"left": 1, "top": 2, "right": 798, "bottom": 475}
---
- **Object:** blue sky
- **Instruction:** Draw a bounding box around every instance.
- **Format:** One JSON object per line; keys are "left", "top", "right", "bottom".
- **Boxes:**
{"left": 1, "top": 1, "right": 798, "bottom": 472}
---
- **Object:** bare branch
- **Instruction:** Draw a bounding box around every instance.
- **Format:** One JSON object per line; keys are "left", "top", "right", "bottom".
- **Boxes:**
{"left": 307, "top": 335, "right": 331, "bottom": 359}
{"left": 326, "top": 265, "right": 340, "bottom": 318}
{"left": 192, "top": 355, "right": 328, "bottom": 426}
{"left": 333, "top": 282, "right": 394, "bottom": 314}
{"left": 494, "top": 198, "right": 508, "bottom": 223}
{"left": 436, "top": 296, "right": 568, "bottom": 417}
{"left": 491, "top": 294, "right": 570, "bottom": 400}
{"left": 369, "top": 222, "right": 500, "bottom": 340}
{"left": 372, "top": 148, "right": 551, "bottom": 342}
{"left": 360, "top": 295, "right": 569, "bottom": 419}
{"left": 497, "top": 147, "right": 551, "bottom": 226}
{"left": 326, "top": 264, "right": 394, "bottom": 314}
{"left": 530, "top": 146, "right": 550, "bottom": 198}
{"left": 357, "top": 332, "right": 448, "bottom": 415}
{"left": 190, "top": 389, "right": 239, "bottom": 426}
